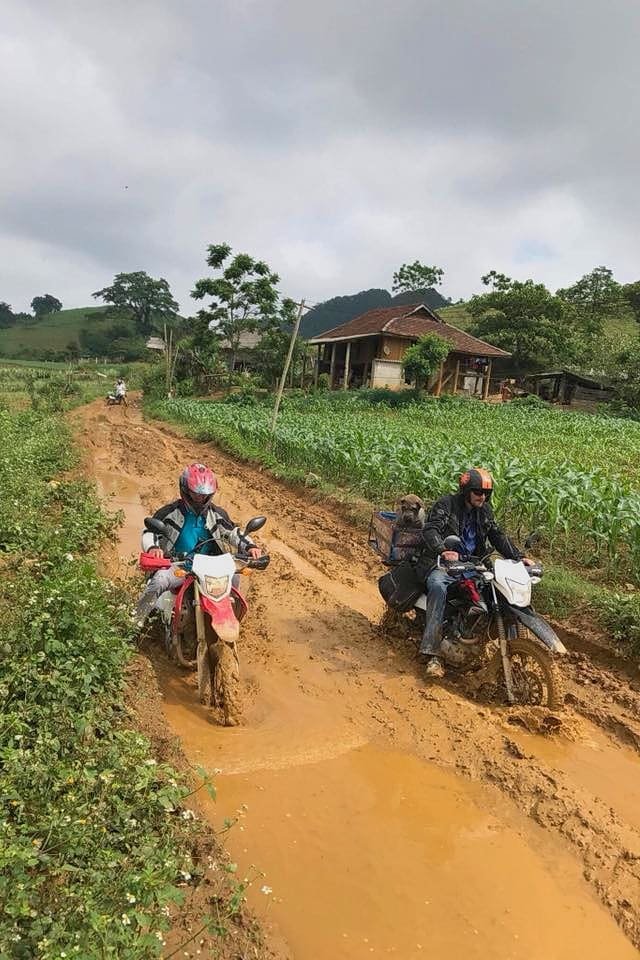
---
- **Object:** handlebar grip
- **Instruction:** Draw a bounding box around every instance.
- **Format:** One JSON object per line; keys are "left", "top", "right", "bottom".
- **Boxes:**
{"left": 247, "top": 554, "right": 270, "bottom": 570}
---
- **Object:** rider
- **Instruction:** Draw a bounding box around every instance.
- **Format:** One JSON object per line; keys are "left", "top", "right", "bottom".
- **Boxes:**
{"left": 115, "top": 377, "right": 127, "bottom": 404}
{"left": 418, "top": 468, "right": 532, "bottom": 679}
{"left": 135, "top": 463, "right": 261, "bottom": 623}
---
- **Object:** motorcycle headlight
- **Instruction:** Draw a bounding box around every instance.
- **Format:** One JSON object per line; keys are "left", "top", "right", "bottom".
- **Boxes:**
{"left": 204, "top": 575, "right": 230, "bottom": 598}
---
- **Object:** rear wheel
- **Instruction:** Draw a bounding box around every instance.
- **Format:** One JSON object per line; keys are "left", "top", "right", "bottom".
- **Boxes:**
{"left": 507, "top": 628, "right": 565, "bottom": 709}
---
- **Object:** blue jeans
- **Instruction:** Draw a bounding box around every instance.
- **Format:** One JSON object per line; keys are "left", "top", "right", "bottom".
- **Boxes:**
{"left": 419, "top": 567, "right": 457, "bottom": 656}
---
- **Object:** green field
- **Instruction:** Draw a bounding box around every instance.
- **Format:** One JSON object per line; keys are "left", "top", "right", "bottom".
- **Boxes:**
{"left": 146, "top": 391, "right": 640, "bottom": 581}
{"left": 0, "top": 306, "right": 107, "bottom": 357}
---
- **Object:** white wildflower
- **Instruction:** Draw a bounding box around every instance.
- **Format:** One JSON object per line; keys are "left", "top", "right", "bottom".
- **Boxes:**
{"left": 121, "top": 914, "right": 131, "bottom": 925}
{"left": 126, "top": 893, "right": 136, "bottom": 904}
{"left": 260, "top": 885, "right": 273, "bottom": 895}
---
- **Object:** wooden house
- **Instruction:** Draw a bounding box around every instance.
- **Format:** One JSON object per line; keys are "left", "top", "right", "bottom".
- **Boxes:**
{"left": 308, "top": 304, "right": 510, "bottom": 397}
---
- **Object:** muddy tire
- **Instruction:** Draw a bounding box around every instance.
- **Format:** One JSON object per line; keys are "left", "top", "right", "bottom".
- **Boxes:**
{"left": 214, "top": 640, "right": 242, "bottom": 727}
{"left": 508, "top": 630, "right": 565, "bottom": 709}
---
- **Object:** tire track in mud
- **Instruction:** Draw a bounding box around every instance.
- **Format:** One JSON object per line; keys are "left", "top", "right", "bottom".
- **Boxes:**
{"left": 74, "top": 400, "right": 640, "bottom": 952}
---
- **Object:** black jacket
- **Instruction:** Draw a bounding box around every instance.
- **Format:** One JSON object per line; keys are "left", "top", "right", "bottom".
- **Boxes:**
{"left": 418, "top": 492, "right": 522, "bottom": 573}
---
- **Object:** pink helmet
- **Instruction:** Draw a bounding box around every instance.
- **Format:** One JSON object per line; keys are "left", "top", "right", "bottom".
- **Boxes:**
{"left": 179, "top": 463, "right": 218, "bottom": 513}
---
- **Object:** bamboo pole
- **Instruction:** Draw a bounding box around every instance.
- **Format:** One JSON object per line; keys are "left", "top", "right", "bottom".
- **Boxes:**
{"left": 453, "top": 358, "right": 460, "bottom": 394}
{"left": 343, "top": 341, "right": 352, "bottom": 390}
{"left": 314, "top": 345, "right": 321, "bottom": 387}
{"left": 271, "top": 299, "right": 305, "bottom": 433}
{"left": 329, "top": 342, "right": 336, "bottom": 388}
{"left": 483, "top": 359, "right": 493, "bottom": 400}
{"left": 435, "top": 361, "right": 444, "bottom": 397}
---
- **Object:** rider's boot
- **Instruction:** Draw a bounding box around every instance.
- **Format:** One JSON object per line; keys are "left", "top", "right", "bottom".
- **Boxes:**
{"left": 425, "top": 657, "right": 445, "bottom": 679}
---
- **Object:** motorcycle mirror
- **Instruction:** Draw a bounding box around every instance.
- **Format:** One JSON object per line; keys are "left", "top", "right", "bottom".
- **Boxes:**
{"left": 243, "top": 516, "right": 267, "bottom": 536}
{"left": 524, "top": 530, "right": 540, "bottom": 550}
{"left": 144, "top": 517, "right": 170, "bottom": 539}
{"left": 443, "top": 535, "right": 464, "bottom": 552}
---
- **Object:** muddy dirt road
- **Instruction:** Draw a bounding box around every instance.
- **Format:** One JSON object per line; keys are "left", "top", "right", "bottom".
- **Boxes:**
{"left": 74, "top": 399, "right": 640, "bottom": 958}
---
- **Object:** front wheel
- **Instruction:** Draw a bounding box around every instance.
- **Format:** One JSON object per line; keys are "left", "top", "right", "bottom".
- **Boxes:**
{"left": 212, "top": 639, "right": 242, "bottom": 726}
{"left": 507, "top": 631, "right": 565, "bottom": 709}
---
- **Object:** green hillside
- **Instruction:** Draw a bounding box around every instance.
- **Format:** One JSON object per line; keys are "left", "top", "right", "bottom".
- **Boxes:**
{"left": 439, "top": 303, "right": 638, "bottom": 342}
{"left": 0, "top": 307, "right": 108, "bottom": 358}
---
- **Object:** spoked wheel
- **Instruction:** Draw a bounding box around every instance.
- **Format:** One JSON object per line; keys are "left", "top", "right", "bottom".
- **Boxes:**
{"left": 507, "top": 629, "right": 565, "bottom": 709}
{"left": 176, "top": 613, "right": 197, "bottom": 670}
{"left": 212, "top": 639, "right": 242, "bottom": 727}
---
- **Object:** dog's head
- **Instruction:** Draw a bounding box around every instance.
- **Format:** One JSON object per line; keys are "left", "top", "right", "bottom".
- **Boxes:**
{"left": 396, "top": 494, "right": 425, "bottom": 528}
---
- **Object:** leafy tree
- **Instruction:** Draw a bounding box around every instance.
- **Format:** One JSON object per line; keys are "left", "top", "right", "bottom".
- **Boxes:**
{"left": 556, "top": 266, "right": 622, "bottom": 338}
{"left": 467, "top": 280, "right": 572, "bottom": 370}
{"left": 402, "top": 333, "right": 451, "bottom": 390}
{"left": 621, "top": 281, "right": 640, "bottom": 324}
{"left": 603, "top": 340, "right": 640, "bottom": 412}
{"left": 0, "top": 301, "right": 15, "bottom": 328}
{"left": 393, "top": 261, "right": 444, "bottom": 294}
{"left": 250, "top": 304, "right": 303, "bottom": 389}
{"left": 92, "top": 271, "right": 179, "bottom": 336}
{"left": 31, "top": 294, "right": 62, "bottom": 317}
{"left": 191, "top": 243, "right": 290, "bottom": 379}
{"left": 481, "top": 271, "right": 513, "bottom": 292}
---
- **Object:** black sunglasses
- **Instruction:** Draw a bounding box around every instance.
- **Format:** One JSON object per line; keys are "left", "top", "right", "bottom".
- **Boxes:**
{"left": 469, "top": 488, "right": 490, "bottom": 497}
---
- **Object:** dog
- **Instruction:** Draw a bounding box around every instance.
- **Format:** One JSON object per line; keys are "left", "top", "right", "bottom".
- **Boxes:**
{"left": 395, "top": 494, "right": 425, "bottom": 530}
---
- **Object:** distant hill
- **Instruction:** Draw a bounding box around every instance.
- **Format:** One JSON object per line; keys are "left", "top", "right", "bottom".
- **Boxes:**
{"left": 300, "top": 287, "right": 450, "bottom": 339}
{"left": 0, "top": 307, "right": 109, "bottom": 359}
{"left": 0, "top": 306, "right": 151, "bottom": 361}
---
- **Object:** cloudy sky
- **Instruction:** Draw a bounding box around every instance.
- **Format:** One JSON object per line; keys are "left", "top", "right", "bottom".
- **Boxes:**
{"left": 1, "top": 0, "right": 639, "bottom": 314}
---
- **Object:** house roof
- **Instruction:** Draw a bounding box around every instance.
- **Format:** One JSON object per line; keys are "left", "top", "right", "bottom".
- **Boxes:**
{"left": 525, "top": 369, "right": 610, "bottom": 391}
{"left": 308, "top": 304, "right": 510, "bottom": 358}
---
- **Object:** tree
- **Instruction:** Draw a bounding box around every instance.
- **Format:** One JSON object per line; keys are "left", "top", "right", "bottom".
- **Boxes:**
{"left": 0, "top": 302, "right": 15, "bottom": 328}
{"left": 250, "top": 302, "right": 302, "bottom": 389}
{"left": 467, "top": 280, "right": 573, "bottom": 370}
{"left": 402, "top": 334, "right": 451, "bottom": 390}
{"left": 621, "top": 281, "right": 640, "bottom": 324}
{"left": 556, "top": 266, "right": 622, "bottom": 339}
{"left": 481, "top": 271, "right": 513, "bottom": 292}
{"left": 31, "top": 294, "right": 62, "bottom": 317}
{"left": 191, "top": 243, "right": 289, "bottom": 379}
{"left": 93, "top": 271, "right": 179, "bottom": 336}
{"left": 392, "top": 261, "right": 444, "bottom": 295}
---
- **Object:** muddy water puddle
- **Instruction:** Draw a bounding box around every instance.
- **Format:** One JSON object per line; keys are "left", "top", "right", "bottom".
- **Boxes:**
{"left": 202, "top": 743, "right": 635, "bottom": 960}
{"left": 509, "top": 722, "right": 640, "bottom": 832}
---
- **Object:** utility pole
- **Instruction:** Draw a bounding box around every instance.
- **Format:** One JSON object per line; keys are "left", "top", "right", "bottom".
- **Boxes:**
{"left": 271, "top": 299, "right": 305, "bottom": 433}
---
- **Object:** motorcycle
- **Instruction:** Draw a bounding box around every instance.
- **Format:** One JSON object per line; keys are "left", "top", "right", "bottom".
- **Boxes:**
{"left": 106, "top": 392, "right": 125, "bottom": 406}
{"left": 379, "top": 535, "right": 566, "bottom": 708}
{"left": 139, "top": 515, "right": 270, "bottom": 725}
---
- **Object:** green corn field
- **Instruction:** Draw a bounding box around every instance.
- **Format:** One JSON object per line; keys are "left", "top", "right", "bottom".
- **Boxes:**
{"left": 148, "top": 392, "right": 640, "bottom": 580}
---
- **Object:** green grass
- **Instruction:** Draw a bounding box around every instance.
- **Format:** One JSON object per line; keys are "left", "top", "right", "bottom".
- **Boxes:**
{"left": 0, "top": 307, "right": 108, "bottom": 356}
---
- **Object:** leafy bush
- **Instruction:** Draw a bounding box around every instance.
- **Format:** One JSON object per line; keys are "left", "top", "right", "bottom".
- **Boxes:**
{"left": 0, "top": 407, "right": 197, "bottom": 956}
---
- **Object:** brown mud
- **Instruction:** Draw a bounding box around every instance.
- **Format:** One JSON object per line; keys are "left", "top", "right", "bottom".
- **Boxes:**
{"left": 73, "top": 398, "right": 640, "bottom": 958}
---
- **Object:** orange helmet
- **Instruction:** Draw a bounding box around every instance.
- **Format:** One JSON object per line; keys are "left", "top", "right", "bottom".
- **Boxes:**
{"left": 459, "top": 467, "right": 493, "bottom": 499}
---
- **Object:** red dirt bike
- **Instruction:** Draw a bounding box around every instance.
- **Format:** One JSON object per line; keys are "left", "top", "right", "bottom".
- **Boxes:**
{"left": 139, "top": 515, "right": 269, "bottom": 725}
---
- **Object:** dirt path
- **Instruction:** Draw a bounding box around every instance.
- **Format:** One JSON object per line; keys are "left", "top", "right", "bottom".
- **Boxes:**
{"left": 73, "top": 399, "right": 640, "bottom": 958}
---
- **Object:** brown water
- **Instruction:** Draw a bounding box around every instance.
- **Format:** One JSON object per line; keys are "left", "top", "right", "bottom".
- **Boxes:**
{"left": 86, "top": 410, "right": 640, "bottom": 959}
{"left": 198, "top": 743, "right": 637, "bottom": 960}
{"left": 510, "top": 723, "right": 640, "bottom": 832}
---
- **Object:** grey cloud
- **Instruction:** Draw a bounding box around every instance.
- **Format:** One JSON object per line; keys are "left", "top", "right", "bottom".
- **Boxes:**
{"left": 1, "top": 0, "right": 639, "bottom": 317}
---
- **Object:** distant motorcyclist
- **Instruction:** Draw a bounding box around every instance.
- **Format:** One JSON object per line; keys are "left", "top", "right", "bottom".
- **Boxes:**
{"left": 115, "top": 377, "right": 127, "bottom": 404}
{"left": 135, "top": 463, "right": 261, "bottom": 623}
{"left": 418, "top": 468, "right": 533, "bottom": 679}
